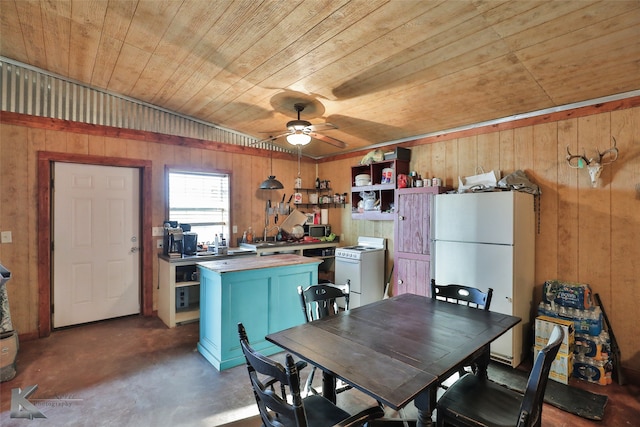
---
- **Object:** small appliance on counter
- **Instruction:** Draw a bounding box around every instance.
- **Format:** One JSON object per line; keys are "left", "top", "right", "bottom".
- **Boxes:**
{"left": 304, "top": 224, "right": 331, "bottom": 238}
{"left": 163, "top": 221, "right": 184, "bottom": 258}
{"left": 181, "top": 224, "right": 198, "bottom": 256}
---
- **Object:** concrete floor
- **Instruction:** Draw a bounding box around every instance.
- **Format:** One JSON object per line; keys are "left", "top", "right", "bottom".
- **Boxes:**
{"left": 1, "top": 315, "right": 638, "bottom": 426}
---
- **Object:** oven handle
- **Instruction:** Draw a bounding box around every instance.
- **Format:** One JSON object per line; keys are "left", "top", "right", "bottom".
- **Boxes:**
{"left": 335, "top": 256, "right": 360, "bottom": 265}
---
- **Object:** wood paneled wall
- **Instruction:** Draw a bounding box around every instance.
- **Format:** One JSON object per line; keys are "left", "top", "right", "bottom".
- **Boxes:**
{"left": 0, "top": 117, "right": 317, "bottom": 338}
{"left": 1, "top": 104, "right": 638, "bottom": 376}
{"left": 323, "top": 106, "right": 640, "bottom": 374}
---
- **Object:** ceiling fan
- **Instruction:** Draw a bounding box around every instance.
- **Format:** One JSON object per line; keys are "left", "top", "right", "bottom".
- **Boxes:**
{"left": 256, "top": 103, "right": 346, "bottom": 148}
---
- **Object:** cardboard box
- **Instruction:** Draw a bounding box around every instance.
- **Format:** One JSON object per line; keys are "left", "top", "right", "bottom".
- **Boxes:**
{"left": 535, "top": 315, "right": 575, "bottom": 355}
{"left": 537, "top": 303, "right": 603, "bottom": 336}
{"left": 534, "top": 345, "right": 574, "bottom": 384}
{"left": 383, "top": 147, "right": 411, "bottom": 161}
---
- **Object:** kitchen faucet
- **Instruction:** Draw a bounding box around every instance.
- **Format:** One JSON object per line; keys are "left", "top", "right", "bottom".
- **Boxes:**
{"left": 263, "top": 225, "right": 280, "bottom": 241}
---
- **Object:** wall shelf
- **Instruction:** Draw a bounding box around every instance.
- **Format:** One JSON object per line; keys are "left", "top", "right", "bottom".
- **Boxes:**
{"left": 293, "top": 187, "right": 347, "bottom": 208}
{"left": 351, "top": 160, "right": 409, "bottom": 220}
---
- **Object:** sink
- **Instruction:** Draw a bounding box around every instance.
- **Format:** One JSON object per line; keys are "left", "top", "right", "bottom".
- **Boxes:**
{"left": 240, "top": 240, "right": 299, "bottom": 249}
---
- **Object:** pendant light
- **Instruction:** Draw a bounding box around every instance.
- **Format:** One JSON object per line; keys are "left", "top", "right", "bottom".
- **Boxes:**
{"left": 259, "top": 148, "right": 284, "bottom": 190}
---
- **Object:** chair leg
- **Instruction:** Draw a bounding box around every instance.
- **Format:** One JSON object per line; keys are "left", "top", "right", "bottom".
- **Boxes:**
{"left": 304, "top": 366, "right": 318, "bottom": 395}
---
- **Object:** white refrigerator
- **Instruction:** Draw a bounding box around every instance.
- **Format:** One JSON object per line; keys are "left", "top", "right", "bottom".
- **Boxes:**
{"left": 433, "top": 191, "right": 535, "bottom": 367}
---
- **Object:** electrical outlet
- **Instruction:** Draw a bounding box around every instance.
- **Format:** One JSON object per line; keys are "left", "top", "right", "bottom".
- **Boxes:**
{"left": 157, "top": 240, "right": 163, "bottom": 249}
{"left": 232, "top": 225, "right": 238, "bottom": 233}
{"left": 1, "top": 231, "right": 12, "bottom": 244}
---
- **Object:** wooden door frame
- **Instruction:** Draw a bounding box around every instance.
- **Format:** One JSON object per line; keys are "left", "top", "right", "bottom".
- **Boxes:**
{"left": 38, "top": 151, "right": 153, "bottom": 337}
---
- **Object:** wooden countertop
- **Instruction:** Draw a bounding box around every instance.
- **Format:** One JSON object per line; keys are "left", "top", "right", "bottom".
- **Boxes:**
{"left": 158, "top": 248, "right": 256, "bottom": 264}
{"left": 198, "top": 254, "right": 321, "bottom": 273}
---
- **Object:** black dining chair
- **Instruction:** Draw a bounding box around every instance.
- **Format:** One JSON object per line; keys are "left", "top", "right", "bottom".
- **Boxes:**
{"left": 435, "top": 324, "right": 564, "bottom": 427}
{"left": 237, "top": 322, "right": 385, "bottom": 427}
{"left": 298, "top": 281, "right": 351, "bottom": 396}
{"left": 431, "top": 279, "right": 493, "bottom": 310}
{"left": 431, "top": 279, "right": 493, "bottom": 378}
{"left": 299, "top": 281, "right": 350, "bottom": 323}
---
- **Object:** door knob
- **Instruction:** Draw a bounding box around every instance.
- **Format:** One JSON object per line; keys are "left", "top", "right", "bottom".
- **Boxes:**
{"left": 130, "top": 247, "right": 140, "bottom": 253}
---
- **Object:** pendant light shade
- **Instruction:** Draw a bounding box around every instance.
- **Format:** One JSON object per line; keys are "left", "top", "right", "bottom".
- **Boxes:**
{"left": 259, "top": 175, "right": 284, "bottom": 189}
{"left": 287, "top": 132, "right": 311, "bottom": 146}
{"left": 259, "top": 149, "right": 284, "bottom": 189}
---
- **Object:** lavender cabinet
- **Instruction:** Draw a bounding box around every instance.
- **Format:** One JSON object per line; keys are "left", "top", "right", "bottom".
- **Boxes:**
{"left": 393, "top": 186, "right": 445, "bottom": 296}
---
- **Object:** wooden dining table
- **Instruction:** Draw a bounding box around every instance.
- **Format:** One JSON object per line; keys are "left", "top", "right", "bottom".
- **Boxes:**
{"left": 266, "top": 293, "right": 521, "bottom": 427}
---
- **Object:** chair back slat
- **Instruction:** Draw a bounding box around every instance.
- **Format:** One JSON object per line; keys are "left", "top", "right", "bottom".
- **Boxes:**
{"left": 431, "top": 279, "right": 493, "bottom": 310}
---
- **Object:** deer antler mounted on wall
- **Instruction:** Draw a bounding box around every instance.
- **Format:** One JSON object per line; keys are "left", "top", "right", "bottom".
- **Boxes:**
{"left": 566, "top": 137, "right": 619, "bottom": 187}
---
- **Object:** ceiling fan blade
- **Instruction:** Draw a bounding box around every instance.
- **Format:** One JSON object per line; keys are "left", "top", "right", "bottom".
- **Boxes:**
{"left": 259, "top": 129, "right": 287, "bottom": 134}
{"left": 252, "top": 132, "right": 292, "bottom": 145}
{"left": 307, "top": 122, "right": 338, "bottom": 132}
{"left": 308, "top": 132, "right": 347, "bottom": 148}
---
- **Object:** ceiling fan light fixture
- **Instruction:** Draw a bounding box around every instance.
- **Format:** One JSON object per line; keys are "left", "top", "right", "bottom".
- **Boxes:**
{"left": 287, "top": 132, "right": 311, "bottom": 146}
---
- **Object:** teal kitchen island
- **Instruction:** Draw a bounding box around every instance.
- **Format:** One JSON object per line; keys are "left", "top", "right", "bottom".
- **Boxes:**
{"left": 197, "top": 254, "right": 321, "bottom": 370}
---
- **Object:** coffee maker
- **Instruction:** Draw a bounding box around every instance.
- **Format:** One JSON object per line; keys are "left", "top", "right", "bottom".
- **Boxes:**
{"left": 163, "top": 221, "right": 184, "bottom": 257}
{"left": 181, "top": 223, "right": 198, "bottom": 256}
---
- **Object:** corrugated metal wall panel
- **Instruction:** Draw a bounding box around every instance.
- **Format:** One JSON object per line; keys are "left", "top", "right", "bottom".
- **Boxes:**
{"left": 0, "top": 58, "right": 290, "bottom": 154}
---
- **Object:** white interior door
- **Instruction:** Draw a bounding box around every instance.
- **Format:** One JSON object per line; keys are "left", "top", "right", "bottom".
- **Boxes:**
{"left": 53, "top": 163, "right": 140, "bottom": 328}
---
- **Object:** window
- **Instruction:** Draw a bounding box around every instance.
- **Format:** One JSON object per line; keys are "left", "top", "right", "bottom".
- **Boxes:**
{"left": 167, "top": 170, "right": 230, "bottom": 245}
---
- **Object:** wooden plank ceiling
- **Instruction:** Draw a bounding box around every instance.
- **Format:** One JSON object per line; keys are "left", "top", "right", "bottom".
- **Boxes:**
{"left": 1, "top": 0, "right": 639, "bottom": 158}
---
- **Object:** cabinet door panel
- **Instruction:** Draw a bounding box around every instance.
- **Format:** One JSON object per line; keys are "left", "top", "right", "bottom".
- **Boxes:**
{"left": 395, "top": 256, "right": 430, "bottom": 297}
{"left": 224, "top": 276, "right": 270, "bottom": 353}
{"left": 397, "top": 192, "right": 431, "bottom": 255}
{"left": 269, "top": 270, "right": 311, "bottom": 332}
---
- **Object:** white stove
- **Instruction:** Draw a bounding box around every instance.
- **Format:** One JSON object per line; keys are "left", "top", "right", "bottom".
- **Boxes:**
{"left": 335, "top": 236, "right": 386, "bottom": 259}
{"left": 335, "top": 237, "right": 386, "bottom": 308}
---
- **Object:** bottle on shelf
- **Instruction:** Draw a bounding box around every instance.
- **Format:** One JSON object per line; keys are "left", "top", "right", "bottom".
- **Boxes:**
{"left": 315, "top": 177, "right": 320, "bottom": 189}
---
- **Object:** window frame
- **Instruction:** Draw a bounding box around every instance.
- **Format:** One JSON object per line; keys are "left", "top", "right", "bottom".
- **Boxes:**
{"left": 164, "top": 166, "right": 232, "bottom": 246}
